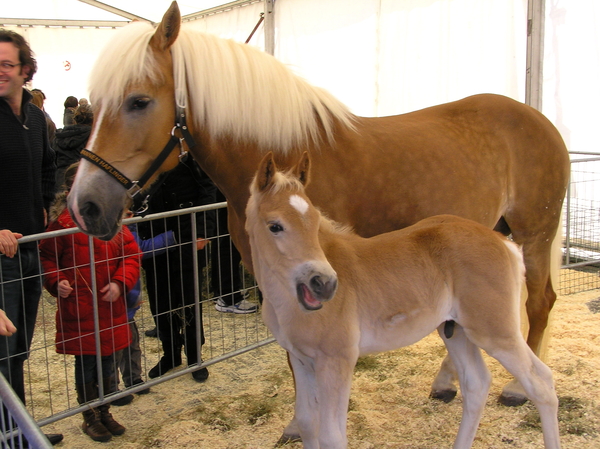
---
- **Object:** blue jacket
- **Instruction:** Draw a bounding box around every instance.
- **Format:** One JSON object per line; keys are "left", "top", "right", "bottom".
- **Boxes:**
{"left": 126, "top": 225, "right": 176, "bottom": 319}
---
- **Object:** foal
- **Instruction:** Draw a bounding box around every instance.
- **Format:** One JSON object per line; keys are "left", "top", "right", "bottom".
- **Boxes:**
{"left": 245, "top": 152, "right": 560, "bottom": 449}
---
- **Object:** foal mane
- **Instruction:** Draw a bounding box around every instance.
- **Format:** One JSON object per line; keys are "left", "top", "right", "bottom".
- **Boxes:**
{"left": 89, "top": 21, "right": 355, "bottom": 153}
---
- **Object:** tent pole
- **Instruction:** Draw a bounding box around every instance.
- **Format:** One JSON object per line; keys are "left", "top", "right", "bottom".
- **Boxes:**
{"left": 525, "top": 0, "right": 545, "bottom": 111}
{"left": 264, "top": 0, "right": 275, "bottom": 55}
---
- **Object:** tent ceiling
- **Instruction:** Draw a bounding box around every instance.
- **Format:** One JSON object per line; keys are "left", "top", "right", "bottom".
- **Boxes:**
{"left": 0, "top": 0, "right": 248, "bottom": 26}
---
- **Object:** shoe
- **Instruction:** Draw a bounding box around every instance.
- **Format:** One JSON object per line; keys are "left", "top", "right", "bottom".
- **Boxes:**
{"left": 46, "top": 433, "right": 64, "bottom": 445}
{"left": 192, "top": 367, "right": 209, "bottom": 383}
{"left": 144, "top": 327, "right": 157, "bottom": 338}
{"left": 215, "top": 298, "right": 258, "bottom": 314}
{"left": 132, "top": 380, "right": 150, "bottom": 395}
{"left": 148, "top": 354, "right": 182, "bottom": 379}
{"left": 111, "top": 393, "right": 134, "bottom": 406}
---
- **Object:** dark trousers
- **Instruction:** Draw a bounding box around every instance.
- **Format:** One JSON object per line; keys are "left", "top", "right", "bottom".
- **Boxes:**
{"left": 144, "top": 243, "right": 206, "bottom": 365}
{"left": 115, "top": 320, "right": 142, "bottom": 387}
{"left": 210, "top": 191, "right": 244, "bottom": 306}
{"left": 0, "top": 248, "right": 42, "bottom": 405}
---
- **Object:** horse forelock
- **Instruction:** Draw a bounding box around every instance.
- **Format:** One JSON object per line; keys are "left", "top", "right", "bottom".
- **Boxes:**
{"left": 171, "top": 26, "right": 355, "bottom": 153}
{"left": 88, "top": 21, "right": 164, "bottom": 114}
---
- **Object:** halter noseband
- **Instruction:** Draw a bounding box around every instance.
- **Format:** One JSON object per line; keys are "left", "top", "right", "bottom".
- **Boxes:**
{"left": 80, "top": 107, "right": 194, "bottom": 201}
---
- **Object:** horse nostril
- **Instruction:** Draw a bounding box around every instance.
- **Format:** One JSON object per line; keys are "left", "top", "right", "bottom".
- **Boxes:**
{"left": 310, "top": 275, "right": 325, "bottom": 294}
{"left": 80, "top": 201, "right": 101, "bottom": 221}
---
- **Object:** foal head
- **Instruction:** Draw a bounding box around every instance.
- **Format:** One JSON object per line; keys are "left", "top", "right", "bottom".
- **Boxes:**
{"left": 246, "top": 153, "right": 338, "bottom": 311}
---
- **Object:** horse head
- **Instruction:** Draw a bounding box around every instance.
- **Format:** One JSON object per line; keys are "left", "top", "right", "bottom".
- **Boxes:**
{"left": 68, "top": 2, "right": 183, "bottom": 240}
{"left": 246, "top": 152, "right": 338, "bottom": 312}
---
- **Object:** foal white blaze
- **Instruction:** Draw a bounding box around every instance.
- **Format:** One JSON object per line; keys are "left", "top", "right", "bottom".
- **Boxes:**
{"left": 246, "top": 152, "right": 561, "bottom": 449}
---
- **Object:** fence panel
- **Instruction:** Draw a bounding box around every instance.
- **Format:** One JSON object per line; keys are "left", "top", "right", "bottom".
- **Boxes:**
{"left": 0, "top": 203, "right": 271, "bottom": 432}
{"left": 560, "top": 153, "right": 600, "bottom": 295}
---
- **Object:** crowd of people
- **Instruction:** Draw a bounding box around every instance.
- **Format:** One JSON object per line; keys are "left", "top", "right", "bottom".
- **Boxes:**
{"left": 0, "top": 27, "right": 258, "bottom": 445}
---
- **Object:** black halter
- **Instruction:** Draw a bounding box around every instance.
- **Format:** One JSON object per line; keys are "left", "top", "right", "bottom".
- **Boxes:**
{"left": 80, "top": 107, "right": 195, "bottom": 200}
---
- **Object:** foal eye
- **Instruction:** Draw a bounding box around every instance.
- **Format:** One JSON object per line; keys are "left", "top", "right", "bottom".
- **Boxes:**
{"left": 268, "top": 223, "right": 284, "bottom": 234}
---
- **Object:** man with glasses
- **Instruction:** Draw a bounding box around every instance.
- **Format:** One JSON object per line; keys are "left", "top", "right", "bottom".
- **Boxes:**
{"left": 0, "top": 29, "right": 62, "bottom": 446}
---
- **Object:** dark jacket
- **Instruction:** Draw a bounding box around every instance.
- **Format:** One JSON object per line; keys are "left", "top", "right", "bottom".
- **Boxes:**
{"left": 52, "top": 124, "right": 91, "bottom": 189}
{"left": 135, "top": 157, "right": 217, "bottom": 246}
{"left": 0, "top": 89, "right": 56, "bottom": 240}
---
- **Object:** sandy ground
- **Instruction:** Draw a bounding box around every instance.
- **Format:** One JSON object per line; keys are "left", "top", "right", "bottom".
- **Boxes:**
{"left": 30, "top": 284, "right": 600, "bottom": 449}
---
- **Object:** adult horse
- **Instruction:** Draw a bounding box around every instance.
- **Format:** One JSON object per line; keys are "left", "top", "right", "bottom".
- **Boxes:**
{"left": 68, "top": 1, "right": 569, "bottom": 443}
{"left": 245, "top": 151, "right": 560, "bottom": 449}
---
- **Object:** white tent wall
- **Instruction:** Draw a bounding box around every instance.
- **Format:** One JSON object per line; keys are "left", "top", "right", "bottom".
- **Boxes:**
{"left": 274, "top": 0, "right": 527, "bottom": 117}
{"left": 543, "top": 0, "right": 600, "bottom": 154}
{"left": 2, "top": 0, "right": 599, "bottom": 154}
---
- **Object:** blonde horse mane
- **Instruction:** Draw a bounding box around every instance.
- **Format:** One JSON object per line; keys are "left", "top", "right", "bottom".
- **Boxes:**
{"left": 88, "top": 21, "right": 355, "bottom": 153}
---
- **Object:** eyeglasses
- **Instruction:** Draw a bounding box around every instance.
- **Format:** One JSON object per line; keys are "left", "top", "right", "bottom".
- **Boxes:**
{"left": 0, "top": 62, "right": 21, "bottom": 73}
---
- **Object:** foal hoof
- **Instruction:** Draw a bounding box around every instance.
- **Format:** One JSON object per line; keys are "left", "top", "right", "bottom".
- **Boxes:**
{"left": 498, "top": 392, "right": 528, "bottom": 407}
{"left": 429, "top": 389, "right": 457, "bottom": 403}
{"left": 275, "top": 433, "right": 302, "bottom": 446}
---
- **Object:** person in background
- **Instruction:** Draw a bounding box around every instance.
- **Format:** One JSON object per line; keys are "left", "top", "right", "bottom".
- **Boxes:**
{"left": 135, "top": 156, "right": 215, "bottom": 383}
{"left": 62, "top": 95, "right": 78, "bottom": 126}
{"left": 0, "top": 28, "right": 62, "bottom": 446}
{"left": 212, "top": 188, "right": 258, "bottom": 314}
{"left": 30, "top": 88, "right": 56, "bottom": 143}
{"left": 52, "top": 103, "right": 93, "bottom": 191}
{"left": 39, "top": 163, "right": 140, "bottom": 443}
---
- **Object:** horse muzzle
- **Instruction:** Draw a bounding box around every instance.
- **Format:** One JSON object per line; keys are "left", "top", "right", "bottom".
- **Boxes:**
{"left": 296, "top": 273, "right": 338, "bottom": 311}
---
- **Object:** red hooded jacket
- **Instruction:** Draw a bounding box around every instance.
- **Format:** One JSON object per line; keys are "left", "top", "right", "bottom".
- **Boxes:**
{"left": 39, "top": 208, "right": 140, "bottom": 356}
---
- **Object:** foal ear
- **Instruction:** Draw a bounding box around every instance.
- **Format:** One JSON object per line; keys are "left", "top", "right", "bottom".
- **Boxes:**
{"left": 294, "top": 152, "right": 311, "bottom": 187}
{"left": 256, "top": 152, "right": 278, "bottom": 192}
{"left": 150, "top": 1, "right": 181, "bottom": 51}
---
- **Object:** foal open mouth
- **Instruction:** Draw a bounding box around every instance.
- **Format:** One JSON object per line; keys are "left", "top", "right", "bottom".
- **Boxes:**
{"left": 296, "top": 283, "right": 323, "bottom": 311}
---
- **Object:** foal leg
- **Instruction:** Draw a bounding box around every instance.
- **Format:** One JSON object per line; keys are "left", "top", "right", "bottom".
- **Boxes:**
{"left": 488, "top": 341, "right": 560, "bottom": 449}
{"left": 438, "top": 324, "right": 492, "bottom": 449}
{"left": 277, "top": 353, "right": 302, "bottom": 446}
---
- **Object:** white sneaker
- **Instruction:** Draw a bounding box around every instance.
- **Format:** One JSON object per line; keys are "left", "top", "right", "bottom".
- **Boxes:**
{"left": 215, "top": 298, "right": 258, "bottom": 314}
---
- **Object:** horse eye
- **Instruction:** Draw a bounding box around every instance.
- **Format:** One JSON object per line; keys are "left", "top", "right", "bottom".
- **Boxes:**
{"left": 130, "top": 98, "right": 151, "bottom": 110}
{"left": 268, "top": 223, "right": 284, "bottom": 234}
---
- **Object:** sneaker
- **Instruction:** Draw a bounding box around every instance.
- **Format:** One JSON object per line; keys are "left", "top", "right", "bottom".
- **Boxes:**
{"left": 144, "top": 327, "right": 157, "bottom": 338}
{"left": 215, "top": 298, "right": 258, "bottom": 314}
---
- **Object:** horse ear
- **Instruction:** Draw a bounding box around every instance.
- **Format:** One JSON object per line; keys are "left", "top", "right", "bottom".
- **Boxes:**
{"left": 256, "top": 152, "right": 277, "bottom": 192}
{"left": 294, "top": 152, "right": 311, "bottom": 187}
{"left": 150, "top": 1, "right": 181, "bottom": 51}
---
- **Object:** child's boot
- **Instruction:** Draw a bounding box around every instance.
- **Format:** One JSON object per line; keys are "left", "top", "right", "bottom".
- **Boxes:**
{"left": 99, "top": 378, "right": 126, "bottom": 435}
{"left": 77, "top": 382, "right": 112, "bottom": 442}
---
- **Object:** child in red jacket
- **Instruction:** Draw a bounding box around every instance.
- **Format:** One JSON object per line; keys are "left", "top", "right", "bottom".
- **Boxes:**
{"left": 39, "top": 163, "right": 140, "bottom": 443}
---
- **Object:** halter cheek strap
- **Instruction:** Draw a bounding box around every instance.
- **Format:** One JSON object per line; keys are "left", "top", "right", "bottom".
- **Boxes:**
{"left": 79, "top": 107, "right": 195, "bottom": 200}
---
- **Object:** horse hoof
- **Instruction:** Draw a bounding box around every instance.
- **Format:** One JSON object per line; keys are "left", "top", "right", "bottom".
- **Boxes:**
{"left": 275, "top": 433, "right": 302, "bottom": 446}
{"left": 429, "top": 389, "right": 457, "bottom": 403}
{"left": 498, "top": 393, "right": 528, "bottom": 407}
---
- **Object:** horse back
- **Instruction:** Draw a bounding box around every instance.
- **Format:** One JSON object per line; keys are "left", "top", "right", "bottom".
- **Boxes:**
{"left": 306, "top": 94, "right": 569, "bottom": 239}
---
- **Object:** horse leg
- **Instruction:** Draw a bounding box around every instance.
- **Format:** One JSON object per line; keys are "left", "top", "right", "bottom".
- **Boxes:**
{"left": 314, "top": 354, "right": 356, "bottom": 449}
{"left": 500, "top": 238, "right": 557, "bottom": 406}
{"left": 487, "top": 340, "right": 560, "bottom": 448}
{"left": 276, "top": 352, "right": 302, "bottom": 446}
{"left": 430, "top": 353, "right": 458, "bottom": 403}
{"left": 438, "top": 324, "right": 492, "bottom": 449}
{"left": 287, "top": 353, "right": 320, "bottom": 449}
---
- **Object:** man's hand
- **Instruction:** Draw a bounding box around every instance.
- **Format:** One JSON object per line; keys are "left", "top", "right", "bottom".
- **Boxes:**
{"left": 0, "top": 309, "right": 16, "bottom": 336}
{"left": 0, "top": 229, "right": 21, "bottom": 258}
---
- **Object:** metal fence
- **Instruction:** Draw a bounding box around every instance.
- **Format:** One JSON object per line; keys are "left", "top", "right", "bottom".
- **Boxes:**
{"left": 560, "top": 152, "right": 600, "bottom": 295}
{"left": 0, "top": 202, "right": 272, "bottom": 444}
{"left": 0, "top": 153, "right": 599, "bottom": 442}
